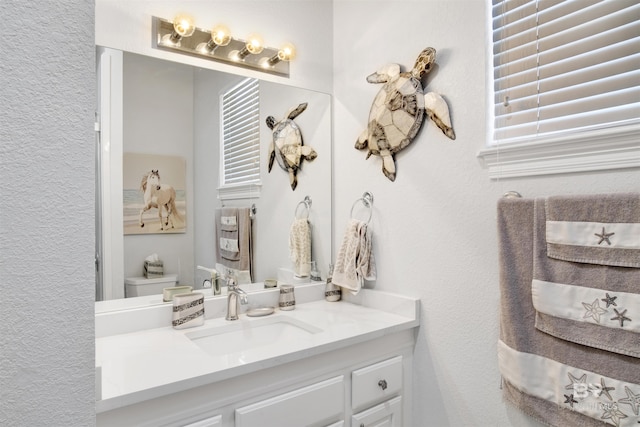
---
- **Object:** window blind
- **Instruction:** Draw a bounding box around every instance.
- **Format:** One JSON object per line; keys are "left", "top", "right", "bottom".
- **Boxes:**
{"left": 221, "top": 78, "right": 260, "bottom": 186}
{"left": 491, "top": 0, "right": 640, "bottom": 145}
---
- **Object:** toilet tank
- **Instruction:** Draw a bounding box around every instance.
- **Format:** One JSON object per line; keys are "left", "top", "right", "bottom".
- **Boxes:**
{"left": 125, "top": 274, "right": 178, "bottom": 298}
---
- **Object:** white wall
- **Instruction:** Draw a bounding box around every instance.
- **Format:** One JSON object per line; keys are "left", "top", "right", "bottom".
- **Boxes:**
{"left": 0, "top": 1, "right": 96, "bottom": 425}
{"left": 333, "top": 1, "right": 638, "bottom": 426}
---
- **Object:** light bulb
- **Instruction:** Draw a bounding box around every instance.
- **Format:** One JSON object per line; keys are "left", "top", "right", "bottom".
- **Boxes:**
{"left": 211, "top": 25, "right": 232, "bottom": 47}
{"left": 167, "top": 14, "right": 195, "bottom": 44}
{"left": 277, "top": 43, "right": 296, "bottom": 62}
{"left": 200, "top": 24, "right": 232, "bottom": 53}
{"left": 236, "top": 34, "right": 264, "bottom": 60}
{"left": 173, "top": 14, "right": 195, "bottom": 37}
{"left": 265, "top": 43, "right": 296, "bottom": 67}
{"left": 246, "top": 34, "right": 264, "bottom": 55}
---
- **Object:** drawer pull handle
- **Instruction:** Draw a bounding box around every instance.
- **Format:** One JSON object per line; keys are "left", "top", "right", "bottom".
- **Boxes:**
{"left": 378, "top": 379, "right": 388, "bottom": 390}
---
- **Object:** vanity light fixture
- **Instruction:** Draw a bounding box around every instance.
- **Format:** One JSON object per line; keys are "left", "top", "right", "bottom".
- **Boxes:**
{"left": 153, "top": 16, "right": 292, "bottom": 77}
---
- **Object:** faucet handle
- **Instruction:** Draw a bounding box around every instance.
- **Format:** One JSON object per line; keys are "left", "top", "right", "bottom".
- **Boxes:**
{"left": 226, "top": 275, "right": 238, "bottom": 290}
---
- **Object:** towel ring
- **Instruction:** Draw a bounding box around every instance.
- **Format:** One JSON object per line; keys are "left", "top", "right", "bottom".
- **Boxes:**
{"left": 350, "top": 191, "right": 374, "bottom": 224}
{"left": 294, "top": 196, "right": 312, "bottom": 219}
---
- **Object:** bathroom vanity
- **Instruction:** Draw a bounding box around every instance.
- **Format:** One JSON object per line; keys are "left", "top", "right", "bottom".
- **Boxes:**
{"left": 96, "top": 284, "right": 419, "bottom": 426}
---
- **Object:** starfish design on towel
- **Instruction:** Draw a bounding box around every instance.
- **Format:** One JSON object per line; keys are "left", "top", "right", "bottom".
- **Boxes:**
{"left": 619, "top": 386, "right": 640, "bottom": 416}
{"left": 611, "top": 308, "right": 631, "bottom": 327}
{"left": 582, "top": 299, "right": 608, "bottom": 323}
{"left": 592, "top": 378, "right": 616, "bottom": 401}
{"left": 564, "top": 393, "right": 578, "bottom": 408}
{"left": 601, "top": 293, "right": 618, "bottom": 308}
{"left": 565, "top": 372, "right": 588, "bottom": 392}
{"left": 595, "top": 227, "right": 615, "bottom": 245}
{"left": 601, "top": 405, "right": 628, "bottom": 427}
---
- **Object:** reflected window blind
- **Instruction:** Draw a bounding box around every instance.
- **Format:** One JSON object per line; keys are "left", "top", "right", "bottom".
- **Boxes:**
{"left": 492, "top": 0, "right": 640, "bottom": 145}
{"left": 221, "top": 78, "right": 260, "bottom": 186}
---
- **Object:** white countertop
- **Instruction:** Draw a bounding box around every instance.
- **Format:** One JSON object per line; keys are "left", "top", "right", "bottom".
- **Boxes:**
{"left": 96, "top": 290, "right": 419, "bottom": 413}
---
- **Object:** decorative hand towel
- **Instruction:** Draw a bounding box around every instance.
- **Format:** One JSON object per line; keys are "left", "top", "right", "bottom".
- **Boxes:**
{"left": 544, "top": 193, "right": 640, "bottom": 268}
{"left": 220, "top": 214, "right": 238, "bottom": 232}
{"left": 216, "top": 208, "right": 241, "bottom": 261}
{"left": 215, "top": 207, "right": 253, "bottom": 282}
{"left": 289, "top": 218, "right": 311, "bottom": 277}
{"left": 532, "top": 198, "right": 640, "bottom": 358}
{"left": 357, "top": 220, "right": 376, "bottom": 284}
{"left": 333, "top": 219, "right": 376, "bottom": 294}
{"left": 497, "top": 198, "right": 640, "bottom": 427}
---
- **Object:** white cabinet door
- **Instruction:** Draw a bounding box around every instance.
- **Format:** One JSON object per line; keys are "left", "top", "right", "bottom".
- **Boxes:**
{"left": 351, "top": 396, "right": 402, "bottom": 427}
{"left": 182, "top": 414, "right": 222, "bottom": 427}
{"left": 235, "top": 376, "right": 344, "bottom": 427}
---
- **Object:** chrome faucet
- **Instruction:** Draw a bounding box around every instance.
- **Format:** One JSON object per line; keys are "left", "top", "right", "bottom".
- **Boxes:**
{"left": 225, "top": 276, "right": 248, "bottom": 321}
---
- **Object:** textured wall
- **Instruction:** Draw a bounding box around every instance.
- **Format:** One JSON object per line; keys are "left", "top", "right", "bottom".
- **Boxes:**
{"left": 0, "top": 1, "right": 96, "bottom": 425}
{"left": 333, "top": 1, "right": 638, "bottom": 426}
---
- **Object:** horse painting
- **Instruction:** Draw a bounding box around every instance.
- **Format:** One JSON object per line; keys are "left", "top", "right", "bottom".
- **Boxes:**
{"left": 139, "top": 170, "right": 183, "bottom": 231}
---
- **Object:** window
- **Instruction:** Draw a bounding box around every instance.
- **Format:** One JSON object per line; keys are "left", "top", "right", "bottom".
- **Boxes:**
{"left": 479, "top": 0, "right": 640, "bottom": 178}
{"left": 219, "top": 77, "right": 261, "bottom": 199}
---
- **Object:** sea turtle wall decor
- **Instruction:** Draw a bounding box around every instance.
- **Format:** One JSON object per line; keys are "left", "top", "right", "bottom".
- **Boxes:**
{"left": 355, "top": 47, "right": 455, "bottom": 181}
{"left": 267, "top": 102, "right": 317, "bottom": 191}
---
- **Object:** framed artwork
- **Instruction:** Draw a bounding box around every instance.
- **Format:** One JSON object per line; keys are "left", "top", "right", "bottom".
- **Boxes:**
{"left": 123, "top": 153, "right": 186, "bottom": 235}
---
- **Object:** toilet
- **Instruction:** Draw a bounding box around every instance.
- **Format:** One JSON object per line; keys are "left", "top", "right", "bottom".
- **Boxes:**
{"left": 125, "top": 274, "right": 178, "bottom": 298}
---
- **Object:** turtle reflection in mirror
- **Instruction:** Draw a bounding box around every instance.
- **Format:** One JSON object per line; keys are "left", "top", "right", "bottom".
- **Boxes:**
{"left": 266, "top": 102, "right": 317, "bottom": 191}
{"left": 356, "top": 47, "right": 456, "bottom": 182}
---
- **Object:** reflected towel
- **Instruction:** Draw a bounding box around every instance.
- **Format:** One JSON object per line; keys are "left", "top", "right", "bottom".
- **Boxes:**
{"left": 289, "top": 218, "right": 311, "bottom": 277}
{"left": 497, "top": 198, "right": 639, "bottom": 427}
{"left": 215, "top": 207, "right": 252, "bottom": 281}
{"left": 532, "top": 196, "right": 640, "bottom": 358}
{"left": 333, "top": 219, "right": 376, "bottom": 294}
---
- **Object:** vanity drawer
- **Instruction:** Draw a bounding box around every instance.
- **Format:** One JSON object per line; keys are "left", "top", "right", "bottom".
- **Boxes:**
{"left": 351, "top": 356, "right": 402, "bottom": 412}
{"left": 235, "top": 375, "right": 344, "bottom": 427}
{"left": 352, "top": 396, "right": 402, "bottom": 427}
{"left": 182, "top": 414, "right": 222, "bottom": 427}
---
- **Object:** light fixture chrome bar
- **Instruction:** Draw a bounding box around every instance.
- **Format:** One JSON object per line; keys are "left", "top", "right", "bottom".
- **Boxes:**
{"left": 152, "top": 16, "right": 290, "bottom": 77}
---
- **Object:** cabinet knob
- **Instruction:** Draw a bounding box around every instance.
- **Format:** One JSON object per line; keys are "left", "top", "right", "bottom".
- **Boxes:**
{"left": 378, "top": 379, "right": 388, "bottom": 390}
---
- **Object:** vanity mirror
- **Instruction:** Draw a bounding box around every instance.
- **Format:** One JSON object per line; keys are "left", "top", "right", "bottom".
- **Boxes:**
{"left": 96, "top": 48, "right": 332, "bottom": 307}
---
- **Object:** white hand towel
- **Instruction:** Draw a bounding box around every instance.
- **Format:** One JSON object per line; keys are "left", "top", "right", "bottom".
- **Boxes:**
{"left": 289, "top": 218, "right": 311, "bottom": 277}
{"left": 357, "top": 222, "right": 376, "bottom": 282}
{"left": 333, "top": 219, "right": 376, "bottom": 294}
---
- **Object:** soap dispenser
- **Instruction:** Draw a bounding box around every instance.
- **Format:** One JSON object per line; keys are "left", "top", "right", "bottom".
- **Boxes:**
{"left": 324, "top": 263, "right": 341, "bottom": 302}
{"left": 197, "top": 265, "right": 221, "bottom": 295}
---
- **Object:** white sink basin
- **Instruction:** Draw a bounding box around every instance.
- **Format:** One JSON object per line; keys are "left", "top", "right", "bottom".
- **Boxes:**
{"left": 185, "top": 315, "right": 322, "bottom": 357}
